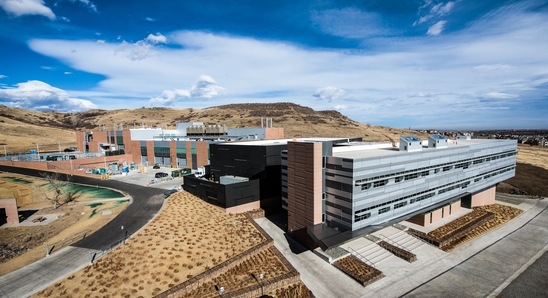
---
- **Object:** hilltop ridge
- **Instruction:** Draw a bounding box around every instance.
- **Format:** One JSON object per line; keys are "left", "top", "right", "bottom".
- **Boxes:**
{"left": 0, "top": 103, "right": 426, "bottom": 153}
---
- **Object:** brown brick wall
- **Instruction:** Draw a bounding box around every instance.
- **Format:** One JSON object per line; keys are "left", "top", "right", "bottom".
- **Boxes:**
{"left": 265, "top": 127, "right": 284, "bottom": 139}
{"left": 185, "top": 141, "right": 193, "bottom": 169}
{"left": 471, "top": 186, "right": 496, "bottom": 207}
{"left": 76, "top": 131, "right": 85, "bottom": 152}
{"left": 287, "top": 141, "right": 322, "bottom": 233}
{"left": 0, "top": 198, "right": 19, "bottom": 224}
{"left": 169, "top": 141, "right": 177, "bottom": 168}
{"left": 146, "top": 140, "right": 155, "bottom": 166}
{"left": 196, "top": 141, "right": 209, "bottom": 167}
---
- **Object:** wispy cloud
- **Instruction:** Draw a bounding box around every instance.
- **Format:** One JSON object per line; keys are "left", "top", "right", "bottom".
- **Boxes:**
{"left": 67, "top": 0, "right": 97, "bottom": 12}
{"left": 311, "top": 7, "right": 389, "bottom": 38}
{"left": 0, "top": 0, "right": 55, "bottom": 20}
{"left": 473, "top": 64, "right": 514, "bottom": 72}
{"left": 145, "top": 17, "right": 155, "bottom": 22}
{"left": 0, "top": 75, "right": 7, "bottom": 79}
{"left": 427, "top": 20, "right": 447, "bottom": 36}
{"left": 0, "top": 80, "right": 97, "bottom": 111}
{"left": 481, "top": 92, "right": 518, "bottom": 99}
{"left": 414, "top": 1, "right": 455, "bottom": 25}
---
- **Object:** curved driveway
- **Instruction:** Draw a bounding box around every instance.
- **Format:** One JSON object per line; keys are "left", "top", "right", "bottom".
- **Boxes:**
{"left": 0, "top": 165, "right": 165, "bottom": 249}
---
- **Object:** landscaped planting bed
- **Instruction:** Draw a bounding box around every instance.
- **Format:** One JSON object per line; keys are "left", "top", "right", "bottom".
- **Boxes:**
{"left": 378, "top": 241, "right": 417, "bottom": 262}
{"left": 407, "top": 204, "right": 522, "bottom": 252}
{"left": 333, "top": 255, "right": 384, "bottom": 286}
{"left": 178, "top": 247, "right": 289, "bottom": 297}
{"left": 269, "top": 281, "right": 315, "bottom": 298}
{"left": 33, "top": 192, "right": 267, "bottom": 298}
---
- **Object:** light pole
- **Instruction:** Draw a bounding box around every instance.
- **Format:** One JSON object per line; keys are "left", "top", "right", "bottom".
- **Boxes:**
{"left": 219, "top": 286, "right": 224, "bottom": 297}
{"left": 259, "top": 273, "right": 264, "bottom": 296}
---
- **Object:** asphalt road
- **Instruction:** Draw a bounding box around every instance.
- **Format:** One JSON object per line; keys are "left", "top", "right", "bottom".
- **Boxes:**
{"left": 497, "top": 250, "right": 548, "bottom": 298}
{"left": 0, "top": 165, "right": 165, "bottom": 249}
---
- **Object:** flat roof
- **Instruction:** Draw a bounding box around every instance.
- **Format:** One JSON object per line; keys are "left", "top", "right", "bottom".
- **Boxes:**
{"left": 220, "top": 137, "right": 347, "bottom": 146}
{"left": 332, "top": 138, "right": 514, "bottom": 159}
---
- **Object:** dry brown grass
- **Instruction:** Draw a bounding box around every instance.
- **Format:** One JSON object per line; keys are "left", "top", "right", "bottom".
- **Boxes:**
{"left": 516, "top": 144, "right": 548, "bottom": 170}
{"left": 181, "top": 247, "right": 289, "bottom": 297}
{"left": 333, "top": 255, "right": 384, "bottom": 286}
{"left": 0, "top": 103, "right": 427, "bottom": 154}
{"left": 429, "top": 204, "right": 523, "bottom": 252}
{"left": 32, "top": 192, "right": 267, "bottom": 298}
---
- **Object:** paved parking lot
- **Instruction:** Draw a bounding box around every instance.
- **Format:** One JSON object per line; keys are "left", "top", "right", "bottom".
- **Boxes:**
{"left": 108, "top": 166, "right": 187, "bottom": 190}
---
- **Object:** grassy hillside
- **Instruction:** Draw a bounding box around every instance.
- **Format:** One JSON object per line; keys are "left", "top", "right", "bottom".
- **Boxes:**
{"left": 0, "top": 103, "right": 425, "bottom": 153}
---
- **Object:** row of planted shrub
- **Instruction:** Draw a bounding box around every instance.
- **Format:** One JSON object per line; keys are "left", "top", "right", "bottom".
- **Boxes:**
{"left": 378, "top": 241, "right": 417, "bottom": 263}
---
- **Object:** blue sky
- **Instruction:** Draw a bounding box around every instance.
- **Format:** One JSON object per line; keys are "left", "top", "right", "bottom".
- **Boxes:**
{"left": 0, "top": 0, "right": 547, "bottom": 130}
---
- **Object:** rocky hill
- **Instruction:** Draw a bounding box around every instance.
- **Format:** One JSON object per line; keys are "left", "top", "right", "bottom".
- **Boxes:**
{"left": 0, "top": 103, "right": 426, "bottom": 153}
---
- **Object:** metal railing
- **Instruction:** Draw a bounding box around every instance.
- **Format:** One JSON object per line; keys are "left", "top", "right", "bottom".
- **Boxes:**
{"left": 89, "top": 236, "right": 127, "bottom": 263}
{"left": 46, "top": 229, "right": 91, "bottom": 256}
{"left": 347, "top": 247, "right": 376, "bottom": 268}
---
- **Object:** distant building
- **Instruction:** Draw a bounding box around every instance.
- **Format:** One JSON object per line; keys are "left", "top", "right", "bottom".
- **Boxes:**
{"left": 76, "top": 121, "right": 284, "bottom": 170}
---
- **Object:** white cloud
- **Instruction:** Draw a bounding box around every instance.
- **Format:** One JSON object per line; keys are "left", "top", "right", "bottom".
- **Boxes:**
{"left": 482, "top": 92, "right": 518, "bottom": 99}
{"left": 414, "top": 1, "right": 455, "bottom": 25}
{"left": 145, "top": 17, "right": 155, "bottom": 22}
{"left": 313, "top": 86, "right": 346, "bottom": 102}
{"left": 150, "top": 89, "right": 191, "bottom": 106}
{"left": 427, "top": 20, "right": 447, "bottom": 36}
{"left": 311, "top": 7, "right": 389, "bottom": 38}
{"left": 26, "top": 2, "right": 548, "bottom": 128}
{"left": 146, "top": 33, "right": 167, "bottom": 44}
{"left": 0, "top": 0, "right": 55, "bottom": 19}
{"left": 473, "top": 64, "right": 513, "bottom": 72}
{"left": 115, "top": 33, "right": 166, "bottom": 61}
{"left": 0, "top": 75, "right": 7, "bottom": 79}
{"left": 96, "top": 40, "right": 105, "bottom": 44}
{"left": 70, "top": 0, "right": 97, "bottom": 12}
{"left": 190, "top": 75, "right": 227, "bottom": 98}
{"left": 334, "top": 105, "right": 348, "bottom": 110}
{"left": 150, "top": 75, "right": 227, "bottom": 106}
{"left": 64, "top": 71, "right": 72, "bottom": 75}
{"left": 60, "top": 16, "right": 70, "bottom": 22}
{"left": 41, "top": 66, "right": 53, "bottom": 70}
{"left": 0, "top": 80, "right": 97, "bottom": 111}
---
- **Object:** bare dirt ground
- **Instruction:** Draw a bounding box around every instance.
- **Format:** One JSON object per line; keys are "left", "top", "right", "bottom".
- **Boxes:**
{"left": 497, "top": 145, "right": 548, "bottom": 197}
{"left": 0, "top": 173, "right": 129, "bottom": 276}
{"left": 33, "top": 191, "right": 270, "bottom": 297}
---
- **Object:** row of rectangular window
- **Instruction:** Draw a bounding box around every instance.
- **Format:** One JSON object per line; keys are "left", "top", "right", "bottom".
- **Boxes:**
{"left": 354, "top": 150, "right": 516, "bottom": 185}
{"left": 353, "top": 165, "right": 515, "bottom": 216}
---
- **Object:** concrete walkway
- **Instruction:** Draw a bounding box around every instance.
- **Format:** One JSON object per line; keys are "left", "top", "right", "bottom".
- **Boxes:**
{"left": 256, "top": 198, "right": 548, "bottom": 298}
{"left": 401, "top": 199, "right": 548, "bottom": 298}
{"left": 0, "top": 165, "right": 166, "bottom": 297}
{"left": 0, "top": 246, "right": 95, "bottom": 298}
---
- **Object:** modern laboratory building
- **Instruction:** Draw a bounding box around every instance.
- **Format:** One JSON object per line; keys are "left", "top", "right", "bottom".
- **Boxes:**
{"left": 281, "top": 135, "right": 517, "bottom": 249}
{"left": 75, "top": 120, "right": 284, "bottom": 170}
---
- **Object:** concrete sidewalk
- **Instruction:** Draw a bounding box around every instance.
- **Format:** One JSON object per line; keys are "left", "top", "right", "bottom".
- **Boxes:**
{"left": 256, "top": 199, "right": 548, "bottom": 298}
{"left": 0, "top": 246, "right": 95, "bottom": 298}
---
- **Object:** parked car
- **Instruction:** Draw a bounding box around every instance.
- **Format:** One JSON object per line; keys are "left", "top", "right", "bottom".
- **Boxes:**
{"left": 155, "top": 172, "right": 169, "bottom": 178}
{"left": 153, "top": 164, "right": 161, "bottom": 169}
{"left": 164, "top": 188, "right": 178, "bottom": 198}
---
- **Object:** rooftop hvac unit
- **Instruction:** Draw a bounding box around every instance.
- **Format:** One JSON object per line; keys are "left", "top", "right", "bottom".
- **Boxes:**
{"left": 399, "top": 136, "right": 423, "bottom": 152}
{"left": 428, "top": 134, "right": 448, "bottom": 148}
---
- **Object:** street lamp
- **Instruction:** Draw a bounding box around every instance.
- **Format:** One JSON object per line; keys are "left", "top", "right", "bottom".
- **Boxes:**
{"left": 259, "top": 274, "right": 264, "bottom": 296}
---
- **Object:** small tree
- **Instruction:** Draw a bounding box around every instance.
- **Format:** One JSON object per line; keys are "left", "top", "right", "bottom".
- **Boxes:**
{"left": 39, "top": 172, "right": 82, "bottom": 209}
